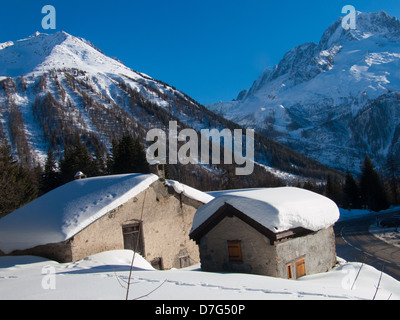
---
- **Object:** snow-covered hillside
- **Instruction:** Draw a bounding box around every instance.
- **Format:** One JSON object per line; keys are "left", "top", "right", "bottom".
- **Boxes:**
{"left": 207, "top": 11, "right": 400, "bottom": 172}
{"left": 0, "top": 31, "right": 191, "bottom": 163}
{"left": 0, "top": 250, "right": 398, "bottom": 300}
{"left": 0, "top": 30, "right": 341, "bottom": 187}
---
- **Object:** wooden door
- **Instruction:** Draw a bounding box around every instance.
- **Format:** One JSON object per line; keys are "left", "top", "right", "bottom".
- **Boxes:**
{"left": 295, "top": 258, "right": 306, "bottom": 278}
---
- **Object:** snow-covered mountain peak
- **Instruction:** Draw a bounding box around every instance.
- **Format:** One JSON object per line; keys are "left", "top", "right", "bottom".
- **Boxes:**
{"left": 234, "top": 10, "right": 400, "bottom": 100}
{"left": 319, "top": 11, "right": 400, "bottom": 50}
{"left": 207, "top": 11, "right": 400, "bottom": 172}
{"left": 27, "top": 31, "right": 50, "bottom": 39}
{"left": 354, "top": 11, "right": 400, "bottom": 39}
{"left": 0, "top": 31, "right": 141, "bottom": 80}
{"left": 0, "top": 31, "right": 72, "bottom": 77}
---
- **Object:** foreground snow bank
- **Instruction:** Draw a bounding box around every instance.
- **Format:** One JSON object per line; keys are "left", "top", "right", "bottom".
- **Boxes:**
{"left": 0, "top": 250, "right": 399, "bottom": 300}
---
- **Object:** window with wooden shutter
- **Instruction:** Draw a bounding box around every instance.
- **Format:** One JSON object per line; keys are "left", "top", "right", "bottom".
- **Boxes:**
{"left": 227, "top": 241, "right": 243, "bottom": 262}
{"left": 295, "top": 258, "right": 306, "bottom": 278}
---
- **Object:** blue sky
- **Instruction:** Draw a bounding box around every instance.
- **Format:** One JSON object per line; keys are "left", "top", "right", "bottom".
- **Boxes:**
{"left": 1, "top": 0, "right": 400, "bottom": 104}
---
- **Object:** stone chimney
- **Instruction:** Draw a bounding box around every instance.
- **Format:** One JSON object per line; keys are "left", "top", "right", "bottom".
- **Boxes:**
{"left": 74, "top": 171, "right": 87, "bottom": 180}
{"left": 150, "top": 162, "right": 165, "bottom": 180}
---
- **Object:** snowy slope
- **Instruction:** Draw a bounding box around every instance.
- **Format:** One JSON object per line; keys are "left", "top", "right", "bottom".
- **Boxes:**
{"left": 0, "top": 250, "right": 399, "bottom": 300}
{"left": 207, "top": 11, "right": 400, "bottom": 172}
{"left": 0, "top": 31, "right": 189, "bottom": 164}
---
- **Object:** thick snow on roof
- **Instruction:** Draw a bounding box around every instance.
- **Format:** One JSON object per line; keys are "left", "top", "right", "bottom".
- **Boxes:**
{"left": 165, "top": 180, "right": 214, "bottom": 204}
{"left": 192, "top": 187, "right": 340, "bottom": 234}
{"left": 0, "top": 174, "right": 159, "bottom": 254}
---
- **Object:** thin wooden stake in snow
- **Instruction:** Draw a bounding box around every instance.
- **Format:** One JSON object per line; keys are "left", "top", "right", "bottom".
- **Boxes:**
{"left": 372, "top": 263, "right": 385, "bottom": 300}
{"left": 126, "top": 190, "right": 147, "bottom": 300}
{"left": 351, "top": 256, "right": 366, "bottom": 290}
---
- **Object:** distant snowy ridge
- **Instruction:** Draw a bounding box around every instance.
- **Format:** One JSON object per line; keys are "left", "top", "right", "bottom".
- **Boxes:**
{"left": 207, "top": 11, "right": 400, "bottom": 172}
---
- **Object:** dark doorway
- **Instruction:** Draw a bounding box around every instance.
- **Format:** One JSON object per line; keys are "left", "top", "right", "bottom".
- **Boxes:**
{"left": 151, "top": 257, "right": 164, "bottom": 270}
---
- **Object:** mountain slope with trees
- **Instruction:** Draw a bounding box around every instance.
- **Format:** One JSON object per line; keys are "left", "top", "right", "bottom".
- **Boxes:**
{"left": 0, "top": 32, "right": 342, "bottom": 197}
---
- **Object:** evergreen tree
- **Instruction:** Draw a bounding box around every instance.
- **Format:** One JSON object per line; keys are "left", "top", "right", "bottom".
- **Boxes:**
{"left": 0, "top": 143, "right": 38, "bottom": 217}
{"left": 109, "top": 135, "right": 149, "bottom": 174}
{"left": 360, "top": 156, "right": 388, "bottom": 212}
{"left": 40, "top": 148, "right": 61, "bottom": 195}
{"left": 59, "top": 137, "right": 95, "bottom": 183}
{"left": 342, "top": 170, "right": 360, "bottom": 209}
{"left": 303, "top": 180, "right": 317, "bottom": 192}
{"left": 325, "top": 174, "right": 341, "bottom": 204}
{"left": 93, "top": 147, "right": 106, "bottom": 176}
{"left": 109, "top": 135, "right": 134, "bottom": 174}
{"left": 385, "top": 154, "right": 399, "bottom": 206}
{"left": 132, "top": 137, "right": 150, "bottom": 174}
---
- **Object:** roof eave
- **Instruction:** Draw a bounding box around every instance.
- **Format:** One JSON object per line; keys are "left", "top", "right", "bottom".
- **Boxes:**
{"left": 189, "top": 203, "right": 313, "bottom": 245}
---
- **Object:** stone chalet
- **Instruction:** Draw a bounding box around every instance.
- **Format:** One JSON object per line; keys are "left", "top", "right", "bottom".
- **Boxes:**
{"left": 0, "top": 173, "right": 213, "bottom": 270}
{"left": 189, "top": 187, "right": 340, "bottom": 279}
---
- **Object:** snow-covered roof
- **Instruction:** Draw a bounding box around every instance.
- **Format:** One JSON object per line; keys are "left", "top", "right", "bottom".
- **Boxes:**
{"left": 191, "top": 187, "right": 340, "bottom": 237}
{"left": 0, "top": 173, "right": 214, "bottom": 255}
{"left": 165, "top": 180, "right": 214, "bottom": 204}
{"left": 0, "top": 174, "right": 159, "bottom": 254}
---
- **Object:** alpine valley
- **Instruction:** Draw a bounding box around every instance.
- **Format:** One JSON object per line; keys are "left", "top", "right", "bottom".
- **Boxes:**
{"left": 0, "top": 30, "right": 340, "bottom": 192}
{"left": 207, "top": 11, "right": 400, "bottom": 173}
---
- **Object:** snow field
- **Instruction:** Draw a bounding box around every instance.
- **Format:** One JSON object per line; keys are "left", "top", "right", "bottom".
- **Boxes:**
{"left": 0, "top": 250, "right": 399, "bottom": 300}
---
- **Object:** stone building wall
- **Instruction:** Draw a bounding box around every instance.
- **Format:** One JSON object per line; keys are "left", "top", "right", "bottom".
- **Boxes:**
{"left": 8, "top": 240, "right": 73, "bottom": 262}
{"left": 198, "top": 216, "right": 337, "bottom": 279}
{"left": 275, "top": 226, "right": 337, "bottom": 278}
{"left": 68, "top": 180, "right": 201, "bottom": 268}
{"left": 199, "top": 216, "right": 277, "bottom": 276}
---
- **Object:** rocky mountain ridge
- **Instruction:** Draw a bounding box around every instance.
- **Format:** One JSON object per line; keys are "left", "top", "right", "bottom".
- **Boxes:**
{"left": 208, "top": 11, "right": 400, "bottom": 172}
